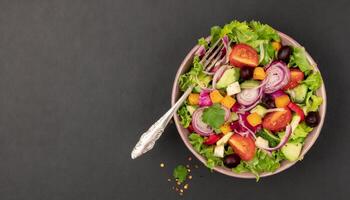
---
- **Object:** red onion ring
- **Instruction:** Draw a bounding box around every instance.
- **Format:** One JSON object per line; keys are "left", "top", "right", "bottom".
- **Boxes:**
{"left": 195, "top": 45, "right": 206, "bottom": 57}
{"left": 264, "top": 61, "right": 290, "bottom": 93}
{"left": 237, "top": 88, "right": 260, "bottom": 106}
{"left": 256, "top": 125, "right": 292, "bottom": 151}
{"left": 221, "top": 106, "right": 231, "bottom": 121}
{"left": 238, "top": 114, "right": 256, "bottom": 139}
{"left": 270, "top": 90, "right": 285, "bottom": 99}
{"left": 191, "top": 107, "right": 213, "bottom": 136}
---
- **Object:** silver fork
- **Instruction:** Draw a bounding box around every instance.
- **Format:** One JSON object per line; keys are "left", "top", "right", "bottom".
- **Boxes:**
{"left": 131, "top": 39, "right": 226, "bottom": 159}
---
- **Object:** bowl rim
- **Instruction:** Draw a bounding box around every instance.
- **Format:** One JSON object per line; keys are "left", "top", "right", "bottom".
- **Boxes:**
{"left": 171, "top": 31, "right": 327, "bottom": 179}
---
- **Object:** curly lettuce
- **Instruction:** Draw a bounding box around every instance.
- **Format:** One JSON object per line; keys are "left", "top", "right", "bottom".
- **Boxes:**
{"left": 188, "top": 133, "right": 223, "bottom": 169}
{"left": 303, "top": 72, "right": 323, "bottom": 91}
{"left": 234, "top": 149, "right": 284, "bottom": 181}
{"left": 177, "top": 104, "right": 191, "bottom": 128}
{"left": 178, "top": 56, "right": 210, "bottom": 91}
{"left": 290, "top": 47, "right": 312, "bottom": 75}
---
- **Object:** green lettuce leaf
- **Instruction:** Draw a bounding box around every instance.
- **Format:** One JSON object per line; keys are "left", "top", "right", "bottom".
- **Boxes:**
{"left": 233, "top": 149, "right": 283, "bottom": 181}
{"left": 173, "top": 165, "right": 188, "bottom": 183}
{"left": 178, "top": 56, "right": 210, "bottom": 91}
{"left": 305, "top": 92, "right": 323, "bottom": 112}
{"left": 188, "top": 133, "right": 204, "bottom": 152}
{"left": 303, "top": 72, "right": 322, "bottom": 91}
{"left": 188, "top": 133, "right": 223, "bottom": 169}
{"left": 177, "top": 104, "right": 191, "bottom": 128}
{"left": 289, "top": 47, "right": 312, "bottom": 74}
{"left": 198, "top": 37, "right": 209, "bottom": 49}
{"left": 249, "top": 21, "right": 280, "bottom": 42}
{"left": 291, "top": 122, "right": 313, "bottom": 142}
{"left": 202, "top": 104, "right": 225, "bottom": 130}
{"left": 210, "top": 26, "right": 222, "bottom": 44}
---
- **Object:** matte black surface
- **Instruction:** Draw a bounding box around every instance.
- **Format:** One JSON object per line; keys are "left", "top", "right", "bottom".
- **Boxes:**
{"left": 0, "top": 0, "right": 348, "bottom": 199}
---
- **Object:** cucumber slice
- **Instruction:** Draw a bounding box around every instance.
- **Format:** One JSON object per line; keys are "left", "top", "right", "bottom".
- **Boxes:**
{"left": 216, "top": 68, "right": 240, "bottom": 89}
{"left": 286, "top": 84, "right": 308, "bottom": 103}
{"left": 250, "top": 105, "right": 267, "bottom": 117}
{"left": 281, "top": 143, "right": 302, "bottom": 161}
{"left": 240, "top": 80, "right": 260, "bottom": 89}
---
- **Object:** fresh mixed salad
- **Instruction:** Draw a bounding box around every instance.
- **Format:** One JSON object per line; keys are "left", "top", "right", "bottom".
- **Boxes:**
{"left": 177, "top": 20, "right": 323, "bottom": 179}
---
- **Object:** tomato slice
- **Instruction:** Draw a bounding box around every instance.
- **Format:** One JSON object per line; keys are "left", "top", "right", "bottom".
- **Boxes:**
{"left": 228, "top": 134, "right": 256, "bottom": 161}
{"left": 288, "top": 102, "right": 305, "bottom": 121}
{"left": 283, "top": 69, "right": 304, "bottom": 90}
{"left": 229, "top": 44, "right": 259, "bottom": 68}
{"left": 262, "top": 108, "right": 292, "bottom": 132}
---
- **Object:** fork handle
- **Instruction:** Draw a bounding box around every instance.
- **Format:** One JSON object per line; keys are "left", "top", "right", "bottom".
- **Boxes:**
{"left": 131, "top": 86, "right": 193, "bottom": 159}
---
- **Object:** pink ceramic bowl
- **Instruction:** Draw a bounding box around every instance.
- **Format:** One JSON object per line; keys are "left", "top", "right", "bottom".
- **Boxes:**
{"left": 171, "top": 32, "right": 327, "bottom": 179}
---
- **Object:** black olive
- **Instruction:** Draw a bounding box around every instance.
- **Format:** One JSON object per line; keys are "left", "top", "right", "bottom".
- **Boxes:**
{"left": 277, "top": 46, "right": 292, "bottom": 62}
{"left": 223, "top": 154, "right": 241, "bottom": 168}
{"left": 305, "top": 111, "right": 320, "bottom": 127}
{"left": 240, "top": 67, "right": 254, "bottom": 80}
{"left": 261, "top": 94, "right": 276, "bottom": 109}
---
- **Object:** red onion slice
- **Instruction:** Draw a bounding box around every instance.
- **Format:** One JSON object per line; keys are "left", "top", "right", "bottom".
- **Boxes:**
{"left": 256, "top": 125, "right": 292, "bottom": 151}
{"left": 191, "top": 107, "right": 213, "bottom": 136}
{"left": 264, "top": 61, "right": 290, "bottom": 94}
{"left": 270, "top": 90, "right": 285, "bottom": 99}
{"left": 222, "top": 106, "right": 231, "bottom": 121}
{"left": 199, "top": 90, "right": 213, "bottom": 107}
{"left": 195, "top": 45, "right": 206, "bottom": 57}
{"left": 237, "top": 88, "right": 260, "bottom": 106}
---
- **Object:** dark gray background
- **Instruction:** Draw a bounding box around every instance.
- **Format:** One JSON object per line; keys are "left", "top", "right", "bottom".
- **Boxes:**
{"left": 0, "top": 0, "right": 348, "bottom": 199}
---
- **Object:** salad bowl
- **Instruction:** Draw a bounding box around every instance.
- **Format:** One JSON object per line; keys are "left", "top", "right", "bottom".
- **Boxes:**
{"left": 171, "top": 29, "right": 326, "bottom": 179}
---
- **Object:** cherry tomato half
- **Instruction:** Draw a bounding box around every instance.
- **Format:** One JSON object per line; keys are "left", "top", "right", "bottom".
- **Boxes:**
{"left": 262, "top": 108, "right": 292, "bottom": 132}
{"left": 229, "top": 44, "right": 259, "bottom": 68}
{"left": 283, "top": 69, "right": 304, "bottom": 90}
{"left": 228, "top": 134, "right": 256, "bottom": 161}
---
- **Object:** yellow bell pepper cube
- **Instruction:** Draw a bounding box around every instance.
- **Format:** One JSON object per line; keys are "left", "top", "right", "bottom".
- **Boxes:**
{"left": 253, "top": 67, "right": 266, "bottom": 80}
{"left": 247, "top": 112, "right": 262, "bottom": 127}
{"left": 221, "top": 95, "right": 236, "bottom": 109}
{"left": 210, "top": 90, "right": 224, "bottom": 103}
{"left": 188, "top": 93, "right": 199, "bottom": 105}
{"left": 275, "top": 94, "right": 290, "bottom": 108}
{"left": 220, "top": 124, "right": 232, "bottom": 135}
{"left": 272, "top": 41, "right": 281, "bottom": 51}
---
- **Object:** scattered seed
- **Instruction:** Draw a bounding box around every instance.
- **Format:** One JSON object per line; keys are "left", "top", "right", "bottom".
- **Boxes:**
{"left": 188, "top": 157, "right": 192, "bottom": 161}
{"left": 177, "top": 181, "right": 181, "bottom": 185}
{"left": 187, "top": 169, "right": 191, "bottom": 172}
{"left": 167, "top": 178, "right": 171, "bottom": 182}
{"left": 180, "top": 189, "right": 184, "bottom": 193}
{"left": 186, "top": 165, "right": 190, "bottom": 168}
{"left": 179, "top": 192, "right": 183, "bottom": 196}
{"left": 188, "top": 175, "right": 192, "bottom": 180}
{"left": 172, "top": 186, "right": 175, "bottom": 190}
{"left": 184, "top": 184, "right": 189, "bottom": 189}
{"left": 160, "top": 163, "right": 165, "bottom": 168}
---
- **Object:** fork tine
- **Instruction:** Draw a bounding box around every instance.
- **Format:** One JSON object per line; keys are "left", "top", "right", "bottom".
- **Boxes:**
{"left": 203, "top": 42, "right": 224, "bottom": 69}
{"left": 206, "top": 40, "right": 232, "bottom": 71}
{"left": 200, "top": 39, "right": 221, "bottom": 63}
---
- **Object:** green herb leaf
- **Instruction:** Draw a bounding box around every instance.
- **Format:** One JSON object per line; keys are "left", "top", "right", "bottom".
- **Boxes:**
{"left": 202, "top": 104, "right": 225, "bottom": 130}
{"left": 173, "top": 165, "right": 188, "bottom": 183}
